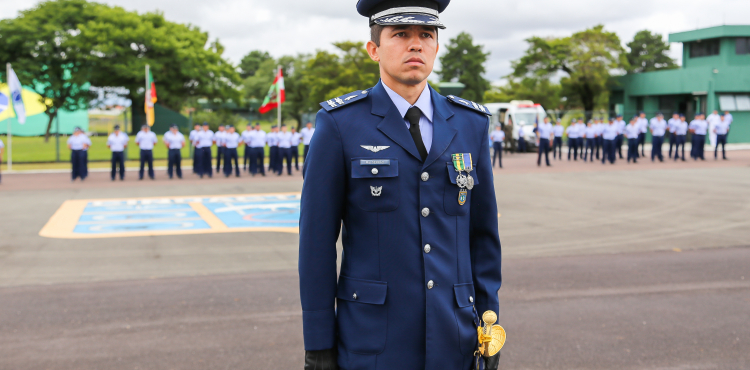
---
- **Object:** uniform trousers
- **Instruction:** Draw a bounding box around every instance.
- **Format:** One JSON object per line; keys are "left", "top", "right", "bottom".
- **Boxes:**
{"left": 71, "top": 150, "right": 86, "bottom": 180}
{"left": 627, "top": 138, "right": 639, "bottom": 162}
{"left": 82, "top": 151, "right": 89, "bottom": 179}
{"left": 595, "top": 136, "right": 602, "bottom": 159}
{"left": 168, "top": 148, "right": 182, "bottom": 179}
{"left": 197, "top": 146, "right": 213, "bottom": 177}
{"left": 692, "top": 134, "right": 706, "bottom": 160}
{"left": 192, "top": 147, "right": 198, "bottom": 174}
{"left": 651, "top": 135, "right": 664, "bottom": 161}
{"left": 278, "top": 147, "right": 293, "bottom": 175}
{"left": 668, "top": 132, "right": 677, "bottom": 158}
{"left": 111, "top": 151, "right": 125, "bottom": 180}
{"left": 292, "top": 145, "right": 300, "bottom": 170}
{"left": 584, "top": 138, "right": 595, "bottom": 161}
{"left": 537, "top": 138, "right": 551, "bottom": 166}
{"left": 223, "top": 147, "right": 240, "bottom": 177}
{"left": 249, "top": 147, "right": 265, "bottom": 175}
{"left": 269, "top": 146, "right": 279, "bottom": 174}
{"left": 615, "top": 134, "right": 624, "bottom": 159}
{"left": 518, "top": 137, "right": 527, "bottom": 153}
{"left": 216, "top": 147, "right": 224, "bottom": 172}
{"left": 602, "top": 139, "right": 616, "bottom": 164}
{"left": 492, "top": 141, "right": 503, "bottom": 168}
{"left": 567, "top": 138, "right": 579, "bottom": 160}
{"left": 303, "top": 144, "right": 310, "bottom": 162}
{"left": 552, "top": 137, "right": 563, "bottom": 159}
{"left": 637, "top": 132, "right": 646, "bottom": 156}
{"left": 673, "top": 135, "right": 686, "bottom": 160}
{"left": 243, "top": 145, "right": 252, "bottom": 170}
{"left": 714, "top": 134, "right": 727, "bottom": 159}
{"left": 139, "top": 149, "right": 154, "bottom": 179}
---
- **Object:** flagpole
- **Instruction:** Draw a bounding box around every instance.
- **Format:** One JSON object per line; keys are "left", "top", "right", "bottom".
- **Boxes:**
{"left": 277, "top": 65, "right": 282, "bottom": 130}
{"left": 6, "top": 63, "right": 11, "bottom": 171}
{"left": 145, "top": 64, "right": 149, "bottom": 128}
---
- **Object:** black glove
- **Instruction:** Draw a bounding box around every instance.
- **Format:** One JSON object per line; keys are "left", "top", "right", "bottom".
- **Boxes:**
{"left": 304, "top": 348, "right": 338, "bottom": 370}
{"left": 484, "top": 351, "right": 500, "bottom": 370}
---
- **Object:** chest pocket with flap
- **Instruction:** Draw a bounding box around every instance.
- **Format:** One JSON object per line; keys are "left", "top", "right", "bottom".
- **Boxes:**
{"left": 444, "top": 162, "right": 479, "bottom": 216}
{"left": 350, "top": 158, "right": 400, "bottom": 212}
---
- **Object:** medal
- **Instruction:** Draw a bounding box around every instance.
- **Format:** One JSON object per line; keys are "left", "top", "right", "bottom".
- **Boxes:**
{"left": 452, "top": 153, "right": 474, "bottom": 190}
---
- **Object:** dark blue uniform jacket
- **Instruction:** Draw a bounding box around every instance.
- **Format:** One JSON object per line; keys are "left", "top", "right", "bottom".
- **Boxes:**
{"left": 299, "top": 81, "right": 502, "bottom": 370}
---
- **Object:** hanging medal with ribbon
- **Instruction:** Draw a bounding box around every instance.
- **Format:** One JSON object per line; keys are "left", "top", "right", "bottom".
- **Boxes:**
{"left": 452, "top": 153, "right": 474, "bottom": 190}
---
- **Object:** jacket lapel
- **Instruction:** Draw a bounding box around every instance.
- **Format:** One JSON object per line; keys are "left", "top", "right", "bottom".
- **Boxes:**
{"left": 372, "top": 82, "right": 422, "bottom": 161}
{"left": 423, "top": 87, "right": 456, "bottom": 169}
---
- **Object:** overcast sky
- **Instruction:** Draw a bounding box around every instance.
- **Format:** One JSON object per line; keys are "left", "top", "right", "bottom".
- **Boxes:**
{"left": 3, "top": 0, "right": 750, "bottom": 84}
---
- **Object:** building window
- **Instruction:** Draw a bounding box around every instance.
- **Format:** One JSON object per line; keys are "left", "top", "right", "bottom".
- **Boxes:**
{"left": 719, "top": 94, "right": 750, "bottom": 111}
{"left": 690, "top": 39, "right": 720, "bottom": 58}
{"left": 737, "top": 37, "right": 750, "bottom": 55}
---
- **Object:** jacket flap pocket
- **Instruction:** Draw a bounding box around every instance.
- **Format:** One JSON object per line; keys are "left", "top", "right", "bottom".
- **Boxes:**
{"left": 454, "top": 283, "right": 475, "bottom": 308}
{"left": 352, "top": 158, "right": 398, "bottom": 179}
{"left": 446, "top": 163, "right": 480, "bottom": 185}
{"left": 337, "top": 275, "right": 388, "bottom": 305}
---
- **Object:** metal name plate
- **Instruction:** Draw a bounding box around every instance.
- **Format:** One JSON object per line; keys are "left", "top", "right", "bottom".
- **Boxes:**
{"left": 360, "top": 159, "right": 391, "bottom": 166}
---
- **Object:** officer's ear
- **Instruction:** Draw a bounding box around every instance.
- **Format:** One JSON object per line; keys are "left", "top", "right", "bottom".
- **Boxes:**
{"left": 366, "top": 40, "right": 380, "bottom": 62}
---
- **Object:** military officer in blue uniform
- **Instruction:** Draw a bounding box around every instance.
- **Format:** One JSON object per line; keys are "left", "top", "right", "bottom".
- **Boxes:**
{"left": 67, "top": 127, "right": 90, "bottom": 181}
{"left": 552, "top": 118, "right": 564, "bottom": 160}
{"left": 489, "top": 125, "right": 504, "bottom": 168}
{"left": 536, "top": 116, "right": 553, "bottom": 166}
{"left": 673, "top": 114, "right": 688, "bottom": 161}
{"left": 300, "top": 1, "right": 502, "bottom": 369}
{"left": 163, "top": 124, "right": 186, "bottom": 179}
{"left": 107, "top": 125, "right": 129, "bottom": 181}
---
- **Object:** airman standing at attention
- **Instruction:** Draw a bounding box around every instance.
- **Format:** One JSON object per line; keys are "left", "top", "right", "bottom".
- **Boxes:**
{"left": 222, "top": 125, "right": 242, "bottom": 177}
{"left": 636, "top": 112, "right": 648, "bottom": 157}
{"left": 689, "top": 113, "right": 708, "bottom": 161}
{"left": 300, "top": 122, "right": 315, "bottom": 162}
{"left": 614, "top": 114, "right": 626, "bottom": 159}
{"left": 583, "top": 120, "right": 597, "bottom": 162}
{"left": 490, "top": 124, "right": 505, "bottom": 168}
{"left": 248, "top": 123, "right": 267, "bottom": 176}
{"left": 517, "top": 124, "right": 527, "bottom": 153}
{"left": 299, "top": 1, "right": 502, "bottom": 368}
{"left": 291, "top": 126, "right": 302, "bottom": 171}
{"left": 163, "top": 124, "right": 185, "bottom": 179}
{"left": 135, "top": 124, "right": 158, "bottom": 180}
{"left": 241, "top": 123, "right": 254, "bottom": 171}
{"left": 267, "top": 125, "right": 280, "bottom": 174}
{"left": 601, "top": 117, "right": 618, "bottom": 164}
{"left": 189, "top": 124, "right": 201, "bottom": 174}
{"left": 625, "top": 116, "right": 640, "bottom": 163}
{"left": 536, "top": 116, "right": 553, "bottom": 167}
{"left": 673, "top": 114, "right": 688, "bottom": 161}
{"left": 649, "top": 112, "right": 666, "bottom": 162}
{"left": 107, "top": 124, "right": 129, "bottom": 181}
{"left": 575, "top": 118, "right": 586, "bottom": 158}
{"left": 196, "top": 123, "right": 214, "bottom": 178}
{"left": 714, "top": 113, "right": 729, "bottom": 160}
{"left": 214, "top": 125, "right": 226, "bottom": 173}
{"left": 565, "top": 118, "right": 579, "bottom": 161}
{"left": 67, "top": 127, "right": 90, "bottom": 182}
{"left": 277, "top": 124, "right": 294, "bottom": 176}
{"left": 552, "top": 118, "right": 564, "bottom": 160}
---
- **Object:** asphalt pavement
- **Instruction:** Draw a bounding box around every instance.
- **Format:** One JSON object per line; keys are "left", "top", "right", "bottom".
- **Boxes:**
{"left": 0, "top": 151, "right": 749, "bottom": 369}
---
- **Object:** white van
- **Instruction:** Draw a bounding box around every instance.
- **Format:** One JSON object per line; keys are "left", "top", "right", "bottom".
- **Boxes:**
{"left": 484, "top": 101, "right": 547, "bottom": 145}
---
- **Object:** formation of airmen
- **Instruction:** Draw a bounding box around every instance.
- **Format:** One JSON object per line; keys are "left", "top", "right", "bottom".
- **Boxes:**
{"left": 489, "top": 110, "right": 734, "bottom": 168}
{"left": 64, "top": 122, "right": 315, "bottom": 181}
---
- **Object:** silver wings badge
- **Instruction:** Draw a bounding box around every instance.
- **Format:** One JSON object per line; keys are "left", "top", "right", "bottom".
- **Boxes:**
{"left": 361, "top": 145, "right": 390, "bottom": 153}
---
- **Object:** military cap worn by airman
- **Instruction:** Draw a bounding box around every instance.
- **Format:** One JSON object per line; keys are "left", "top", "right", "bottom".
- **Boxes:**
{"left": 299, "top": 0, "right": 502, "bottom": 369}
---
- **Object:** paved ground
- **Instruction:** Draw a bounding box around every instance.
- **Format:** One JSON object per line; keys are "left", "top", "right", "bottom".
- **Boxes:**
{"left": 0, "top": 151, "right": 749, "bottom": 369}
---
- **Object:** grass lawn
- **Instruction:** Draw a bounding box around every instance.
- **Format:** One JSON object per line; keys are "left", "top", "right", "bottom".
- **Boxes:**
{"left": 0, "top": 134, "right": 303, "bottom": 167}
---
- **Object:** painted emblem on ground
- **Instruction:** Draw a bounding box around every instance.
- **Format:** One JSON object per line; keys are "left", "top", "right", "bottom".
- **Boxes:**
{"left": 39, "top": 192, "right": 301, "bottom": 239}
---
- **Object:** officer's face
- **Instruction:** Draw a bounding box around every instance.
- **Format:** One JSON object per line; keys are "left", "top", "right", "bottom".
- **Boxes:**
{"left": 367, "top": 25, "right": 438, "bottom": 86}
{"left": 306, "top": 123, "right": 312, "bottom": 129}
{"left": 203, "top": 125, "right": 209, "bottom": 131}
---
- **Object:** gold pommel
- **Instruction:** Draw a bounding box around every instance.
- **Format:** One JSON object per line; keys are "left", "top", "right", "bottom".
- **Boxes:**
{"left": 477, "top": 310, "right": 506, "bottom": 357}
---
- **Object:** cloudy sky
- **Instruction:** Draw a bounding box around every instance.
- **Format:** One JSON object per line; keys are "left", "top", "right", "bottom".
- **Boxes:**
{"left": 3, "top": 0, "right": 749, "bottom": 83}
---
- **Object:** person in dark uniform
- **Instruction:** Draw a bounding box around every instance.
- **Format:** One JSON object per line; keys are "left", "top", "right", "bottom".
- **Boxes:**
{"left": 214, "top": 125, "right": 226, "bottom": 173}
{"left": 222, "top": 125, "right": 241, "bottom": 177}
{"left": 673, "top": 114, "right": 688, "bottom": 161}
{"left": 565, "top": 119, "right": 579, "bottom": 161}
{"left": 67, "top": 127, "right": 89, "bottom": 181}
{"left": 189, "top": 124, "right": 201, "bottom": 174}
{"left": 667, "top": 112, "right": 679, "bottom": 159}
{"left": 107, "top": 125, "right": 129, "bottom": 181}
{"left": 552, "top": 118, "right": 564, "bottom": 160}
{"left": 517, "top": 124, "right": 527, "bottom": 153}
{"left": 625, "top": 116, "right": 640, "bottom": 163}
{"left": 614, "top": 114, "right": 626, "bottom": 159}
{"left": 247, "top": 123, "right": 266, "bottom": 176}
{"left": 163, "top": 124, "right": 185, "bottom": 179}
{"left": 636, "top": 112, "right": 648, "bottom": 157}
{"left": 714, "top": 113, "right": 729, "bottom": 160}
{"left": 195, "top": 123, "right": 214, "bottom": 178}
{"left": 300, "top": 1, "right": 502, "bottom": 369}
{"left": 241, "top": 123, "right": 253, "bottom": 171}
{"left": 536, "top": 116, "right": 553, "bottom": 166}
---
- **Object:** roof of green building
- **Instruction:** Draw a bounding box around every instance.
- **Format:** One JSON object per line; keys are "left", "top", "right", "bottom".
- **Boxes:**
{"left": 669, "top": 25, "right": 750, "bottom": 43}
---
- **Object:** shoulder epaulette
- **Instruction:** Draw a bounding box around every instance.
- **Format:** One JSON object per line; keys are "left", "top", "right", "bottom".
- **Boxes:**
{"left": 447, "top": 95, "right": 491, "bottom": 116}
{"left": 319, "top": 89, "right": 372, "bottom": 112}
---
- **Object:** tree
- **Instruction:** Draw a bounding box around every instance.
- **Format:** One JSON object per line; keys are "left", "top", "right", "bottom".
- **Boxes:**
{"left": 484, "top": 77, "right": 562, "bottom": 109}
{"left": 438, "top": 32, "right": 490, "bottom": 102}
{"left": 239, "top": 50, "right": 272, "bottom": 78}
{"left": 0, "top": 0, "right": 99, "bottom": 141}
{"left": 510, "top": 25, "right": 629, "bottom": 117}
{"left": 626, "top": 30, "right": 678, "bottom": 73}
{"left": 302, "top": 41, "right": 380, "bottom": 104}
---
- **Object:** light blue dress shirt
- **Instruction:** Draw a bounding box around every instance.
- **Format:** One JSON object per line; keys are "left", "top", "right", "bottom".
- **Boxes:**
{"left": 382, "top": 81, "right": 434, "bottom": 153}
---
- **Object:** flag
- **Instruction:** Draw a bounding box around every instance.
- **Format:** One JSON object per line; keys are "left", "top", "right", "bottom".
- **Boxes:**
{"left": 7, "top": 67, "right": 26, "bottom": 124}
{"left": 0, "top": 92, "right": 8, "bottom": 114}
{"left": 145, "top": 68, "right": 157, "bottom": 126}
{"left": 259, "top": 68, "right": 285, "bottom": 114}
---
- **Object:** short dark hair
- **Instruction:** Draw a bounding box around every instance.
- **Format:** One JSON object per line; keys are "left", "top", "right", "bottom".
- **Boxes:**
{"left": 370, "top": 24, "right": 437, "bottom": 47}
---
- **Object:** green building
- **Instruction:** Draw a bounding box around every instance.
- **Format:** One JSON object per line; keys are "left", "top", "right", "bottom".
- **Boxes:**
{"left": 611, "top": 25, "right": 750, "bottom": 143}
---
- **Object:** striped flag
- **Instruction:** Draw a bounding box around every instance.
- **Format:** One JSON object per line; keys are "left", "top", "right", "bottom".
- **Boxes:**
{"left": 145, "top": 66, "right": 157, "bottom": 126}
{"left": 259, "top": 68, "right": 285, "bottom": 114}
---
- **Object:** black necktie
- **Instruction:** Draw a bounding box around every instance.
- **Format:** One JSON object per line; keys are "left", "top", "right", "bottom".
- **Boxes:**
{"left": 405, "top": 107, "right": 428, "bottom": 161}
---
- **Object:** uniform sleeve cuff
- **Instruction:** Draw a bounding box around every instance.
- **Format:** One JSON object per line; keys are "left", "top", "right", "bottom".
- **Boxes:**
{"left": 303, "top": 308, "right": 336, "bottom": 351}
